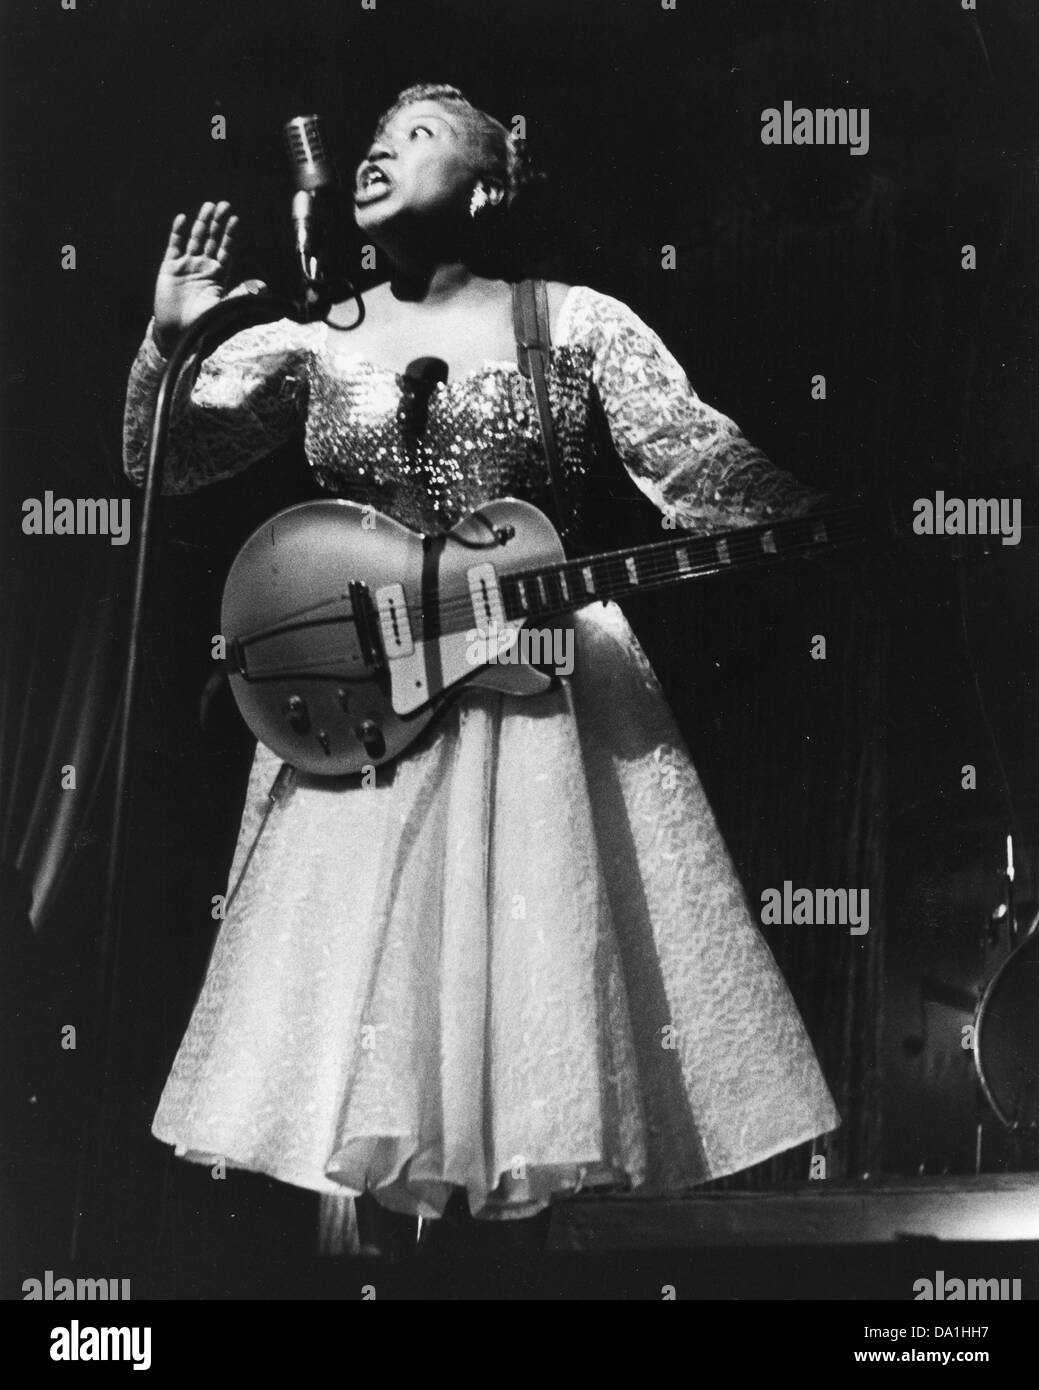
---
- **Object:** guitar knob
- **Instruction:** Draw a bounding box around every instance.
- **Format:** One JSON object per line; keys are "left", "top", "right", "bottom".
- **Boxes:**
{"left": 355, "top": 719, "right": 385, "bottom": 760}
{"left": 284, "top": 695, "right": 310, "bottom": 734}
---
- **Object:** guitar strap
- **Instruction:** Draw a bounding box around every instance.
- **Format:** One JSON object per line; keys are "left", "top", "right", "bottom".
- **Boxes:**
{"left": 512, "top": 278, "right": 573, "bottom": 544}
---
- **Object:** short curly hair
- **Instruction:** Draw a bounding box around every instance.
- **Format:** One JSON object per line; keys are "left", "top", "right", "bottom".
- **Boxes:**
{"left": 373, "top": 82, "right": 536, "bottom": 205}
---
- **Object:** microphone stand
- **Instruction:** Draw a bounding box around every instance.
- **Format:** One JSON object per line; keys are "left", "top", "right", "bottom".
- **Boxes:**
{"left": 70, "top": 279, "right": 332, "bottom": 1264}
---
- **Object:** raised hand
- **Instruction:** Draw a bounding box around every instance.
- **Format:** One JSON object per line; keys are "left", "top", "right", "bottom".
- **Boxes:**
{"left": 152, "top": 201, "right": 239, "bottom": 355}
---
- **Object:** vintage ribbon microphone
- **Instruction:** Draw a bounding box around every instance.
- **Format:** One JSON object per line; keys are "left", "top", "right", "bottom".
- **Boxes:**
{"left": 284, "top": 114, "right": 341, "bottom": 303}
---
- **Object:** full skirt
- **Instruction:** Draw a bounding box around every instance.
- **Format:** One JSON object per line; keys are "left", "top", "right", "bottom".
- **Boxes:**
{"left": 152, "top": 602, "right": 839, "bottom": 1218}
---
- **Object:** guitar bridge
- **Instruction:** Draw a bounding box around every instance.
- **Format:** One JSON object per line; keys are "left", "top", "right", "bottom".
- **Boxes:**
{"left": 349, "top": 581, "right": 384, "bottom": 669}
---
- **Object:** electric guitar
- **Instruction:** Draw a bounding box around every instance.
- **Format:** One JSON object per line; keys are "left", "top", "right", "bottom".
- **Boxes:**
{"left": 220, "top": 496, "right": 868, "bottom": 775}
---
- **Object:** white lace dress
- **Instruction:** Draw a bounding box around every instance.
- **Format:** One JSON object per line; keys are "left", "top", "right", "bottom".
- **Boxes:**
{"left": 123, "top": 283, "right": 840, "bottom": 1219}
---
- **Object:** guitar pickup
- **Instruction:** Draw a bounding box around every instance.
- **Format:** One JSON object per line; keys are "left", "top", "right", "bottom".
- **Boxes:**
{"left": 374, "top": 583, "right": 415, "bottom": 657}
{"left": 466, "top": 563, "right": 505, "bottom": 633}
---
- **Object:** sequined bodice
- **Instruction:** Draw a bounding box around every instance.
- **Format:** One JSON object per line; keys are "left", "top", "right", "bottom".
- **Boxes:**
{"left": 123, "top": 283, "right": 826, "bottom": 538}
{"left": 305, "top": 345, "right": 597, "bottom": 532}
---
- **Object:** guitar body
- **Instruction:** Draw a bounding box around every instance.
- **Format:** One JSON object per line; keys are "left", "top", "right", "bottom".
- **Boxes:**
{"left": 220, "top": 498, "right": 567, "bottom": 776}
{"left": 221, "top": 493, "right": 863, "bottom": 776}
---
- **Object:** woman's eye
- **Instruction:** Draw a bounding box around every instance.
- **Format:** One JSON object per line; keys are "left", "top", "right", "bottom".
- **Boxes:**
{"left": 410, "top": 124, "right": 434, "bottom": 139}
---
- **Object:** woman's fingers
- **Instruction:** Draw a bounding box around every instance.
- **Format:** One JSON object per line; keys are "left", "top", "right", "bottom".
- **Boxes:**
{"left": 214, "top": 213, "right": 239, "bottom": 268}
{"left": 164, "top": 212, "right": 189, "bottom": 261}
{"left": 185, "top": 200, "right": 221, "bottom": 256}
{"left": 202, "top": 200, "right": 232, "bottom": 259}
{"left": 163, "top": 201, "right": 235, "bottom": 269}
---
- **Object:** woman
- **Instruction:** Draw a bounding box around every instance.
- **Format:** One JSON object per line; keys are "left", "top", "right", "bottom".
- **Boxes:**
{"left": 123, "top": 83, "right": 839, "bottom": 1237}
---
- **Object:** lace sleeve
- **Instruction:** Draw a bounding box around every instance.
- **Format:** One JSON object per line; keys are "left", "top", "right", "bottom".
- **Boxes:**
{"left": 122, "top": 288, "right": 312, "bottom": 495}
{"left": 566, "top": 286, "right": 827, "bottom": 532}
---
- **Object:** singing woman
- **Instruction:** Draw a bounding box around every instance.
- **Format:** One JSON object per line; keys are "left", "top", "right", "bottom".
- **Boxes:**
{"left": 123, "top": 83, "right": 839, "bottom": 1236}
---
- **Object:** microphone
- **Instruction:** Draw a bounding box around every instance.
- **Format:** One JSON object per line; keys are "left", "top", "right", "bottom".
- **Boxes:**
{"left": 283, "top": 115, "right": 338, "bottom": 284}
{"left": 401, "top": 358, "right": 449, "bottom": 446}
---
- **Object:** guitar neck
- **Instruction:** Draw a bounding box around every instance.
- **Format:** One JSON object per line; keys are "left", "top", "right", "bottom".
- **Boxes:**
{"left": 498, "top": 506, "right": 867, "bottom": 622}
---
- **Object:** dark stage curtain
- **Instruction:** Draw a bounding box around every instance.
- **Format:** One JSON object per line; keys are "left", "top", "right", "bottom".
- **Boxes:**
{"left": 714, "top": 571, "right": 888, "bottom": 1186}
{"left": 0, "top": 540, "right": 128, "bottom": 1266}
{"left": 0, "top": 551, "right": 122, "bottom": 934}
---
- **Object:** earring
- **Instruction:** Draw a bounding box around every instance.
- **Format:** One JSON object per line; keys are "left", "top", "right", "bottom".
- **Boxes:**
{"left": 469, "top": 185, "right": 490, "bottom": 217}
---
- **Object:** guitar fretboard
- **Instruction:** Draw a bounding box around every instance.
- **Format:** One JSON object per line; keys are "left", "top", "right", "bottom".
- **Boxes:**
{"left": 498, "top": 507, "right": 865, "bottom": 622}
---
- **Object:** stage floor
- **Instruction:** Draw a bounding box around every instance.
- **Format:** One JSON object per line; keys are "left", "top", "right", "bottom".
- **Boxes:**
{"left": 549, "top": 1174, "right": 1039, "bottom": 1249}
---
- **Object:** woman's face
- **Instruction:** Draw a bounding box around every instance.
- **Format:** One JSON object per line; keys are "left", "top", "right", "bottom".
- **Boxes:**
{"left": 353, "top": 101, "right": 483, "bottom": 234}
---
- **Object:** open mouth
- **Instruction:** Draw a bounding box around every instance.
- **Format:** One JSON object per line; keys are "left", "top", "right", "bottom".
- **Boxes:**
{"left": 354, "top": 164, "right": 394, "bottom": 201}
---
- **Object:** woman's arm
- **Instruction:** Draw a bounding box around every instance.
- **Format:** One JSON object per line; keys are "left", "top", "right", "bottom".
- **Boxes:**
{"left": 122, "top": 298, "right": 310, "bottom": 495}
{"left": 122, "top": 200, "right": 310, "bottom": 495}
{"left": 569, "top": 286, "right": 828, "bottom": 532}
